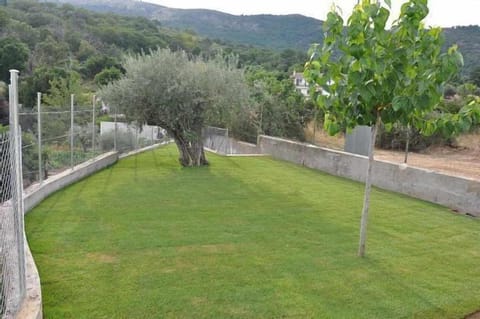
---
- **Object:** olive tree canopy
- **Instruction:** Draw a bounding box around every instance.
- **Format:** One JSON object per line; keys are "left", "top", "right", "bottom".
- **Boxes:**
{"left": 101, "top": 48, "right": 250, "bottom": 166}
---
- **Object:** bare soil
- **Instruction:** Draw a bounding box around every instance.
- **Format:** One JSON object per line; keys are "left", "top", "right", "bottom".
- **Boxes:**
{"left": 465, "top": 310, "right": 480, "bottom": 319}
{"left": 305, "top": 123, "right": 480, "bottom": 181}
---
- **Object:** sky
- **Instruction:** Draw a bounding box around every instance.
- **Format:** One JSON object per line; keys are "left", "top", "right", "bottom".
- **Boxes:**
{"left": 143, "top": 0, "right": 479, "bottom": 28}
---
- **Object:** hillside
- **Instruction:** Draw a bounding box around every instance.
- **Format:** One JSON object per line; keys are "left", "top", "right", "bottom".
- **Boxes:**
{"left": 444, "top": 25, "right": 480, "bottom": 73}
{"left": 53, "top": 0, "right": 480, "bottom": 73}
{"left": 47, "top": 0, "right": 325, "bottom": 50}
{"left": 0, "top": 0, "right": 309, "bottom": 109}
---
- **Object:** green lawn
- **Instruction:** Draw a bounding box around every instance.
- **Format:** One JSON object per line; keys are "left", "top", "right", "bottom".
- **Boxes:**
{"left": 26, "top": 144, "right": 480, "bottom": 318}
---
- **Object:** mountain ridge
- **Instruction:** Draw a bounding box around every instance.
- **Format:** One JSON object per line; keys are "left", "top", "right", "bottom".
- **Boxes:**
{"left": 48, "top": 0, "right": 480, "bottom": 72}
{"left": 48, "top": 0, "right": 325, "bottom": 50}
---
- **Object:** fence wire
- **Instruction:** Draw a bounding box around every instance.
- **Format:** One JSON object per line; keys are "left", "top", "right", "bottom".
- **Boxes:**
{"left": 99, "top": 121, "right": 165, "bottom": 154}
{"left": 0, "top": 130, "right": 26, "bottom": 318}
{"left": 202, "top": 126, "right": 231, "bottom": 155}
{"left": 19, "top": 101, "right": 166, "bottom": 188}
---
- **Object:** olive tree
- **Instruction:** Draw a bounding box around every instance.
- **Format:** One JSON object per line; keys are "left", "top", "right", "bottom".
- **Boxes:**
{"left": 305, "top": 0, "right": 462, "bottom": 257}
{"left": 101, "top": 49, "right": 250, "bottom": 166}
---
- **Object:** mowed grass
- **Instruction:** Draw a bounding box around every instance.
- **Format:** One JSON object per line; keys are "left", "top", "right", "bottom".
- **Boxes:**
{"left": 26, "top": 144, "right": 480, "bottom": 318}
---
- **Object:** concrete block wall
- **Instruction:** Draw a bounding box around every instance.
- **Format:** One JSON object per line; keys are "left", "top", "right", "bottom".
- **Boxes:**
{"left": 258, "top": 135, "right": 480, "bottom": 216}
{"left": 203, "top": 134, "right": 261, "bottom": 155}
{"left": 24, "top": 152, "right": 118, "bottom": 213}
{"left": 228, "top": 139, "right": 261, "bottom": 155}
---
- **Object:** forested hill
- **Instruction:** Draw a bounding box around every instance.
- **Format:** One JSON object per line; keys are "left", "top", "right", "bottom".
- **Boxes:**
{"left": 47, "top": 0, "right": 325, "bottom": 50}
{"left": 444, "top": 25, "right": 480, "bottom": 73}
{"left": 53, "top": 0, "right": 480, "bottom": 72}
{"left": 0, "top": 1, "right": 309, "bottom": 108}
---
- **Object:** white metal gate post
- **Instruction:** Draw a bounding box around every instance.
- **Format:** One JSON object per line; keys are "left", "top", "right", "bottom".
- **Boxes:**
{"left": 70, "top": 94, "right": 74, "bottom": 169}
{"left": 37, "top": 92, "right": 43, "bottom": 184}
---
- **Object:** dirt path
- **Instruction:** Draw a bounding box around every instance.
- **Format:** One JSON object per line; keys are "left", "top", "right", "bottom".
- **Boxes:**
{"left": 375, "top": 147, "right": 480, "bottom": 181}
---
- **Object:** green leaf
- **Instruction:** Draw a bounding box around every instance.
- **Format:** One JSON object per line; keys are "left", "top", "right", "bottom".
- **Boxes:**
{"left": 311, "top": 60, "right": 321, "bottom": 70}
{"left": 447, "top": 44, "right": 458, "bottom": 55}
{"left": 374, "top": 7, "right": 390, "bottom": 31}
{"left": 422, "top": 120, "right": 436, "bottom": 136}
{"left": 351, "top": 60, "right": 361, "bottom": 72}
{"left": 392, "top": 96, "right": 407, "bottom": 111}
{"left": 384, "top": 122, "right": 393, "bottom": 132}
{"left": 323, "top": 114, "right": 341, "bottom": 136}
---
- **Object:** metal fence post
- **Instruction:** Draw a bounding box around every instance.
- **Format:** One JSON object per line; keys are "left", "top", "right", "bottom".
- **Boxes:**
{"left": 37, "top": 92, "right": 43, "bottom": 184}
{"left": 92, "top": 94, "right": 96, "bottom": 156}
{"left": 70, "top": 94, "right": 74, "bottom": 169}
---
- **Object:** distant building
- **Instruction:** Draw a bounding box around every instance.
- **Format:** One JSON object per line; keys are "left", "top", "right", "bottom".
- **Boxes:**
{"left": 292, "top": 71, "right": 309, "bottom": 97}
{"left": 292, "top": 71, "right": 331, "bottom": 98}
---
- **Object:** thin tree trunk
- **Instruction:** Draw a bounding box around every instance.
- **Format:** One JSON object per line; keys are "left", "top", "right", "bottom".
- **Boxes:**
{"left": 404, "top": 124, "right": 410, "bottom": 164}
{"left": 358, "top": 116, "right": 381, "bottom": 257}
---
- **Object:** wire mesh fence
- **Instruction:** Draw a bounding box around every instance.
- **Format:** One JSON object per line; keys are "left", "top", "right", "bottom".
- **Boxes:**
{"left": 202, "top": 126, "right": 231, "bottom": 155}
{"left": 0, "top": 131, "right": 25, "bottom": 319}
{"left": 202, "top": 126, "right": 262, "bottom": 156}
{"left": 18, "top": 95, "right": 167, "bottom": 188}
{"left": 19, "top": 106, "right": 97, "bottom": 187}
{"left": 99, "top": 121, "right": 165, "bottom": 154}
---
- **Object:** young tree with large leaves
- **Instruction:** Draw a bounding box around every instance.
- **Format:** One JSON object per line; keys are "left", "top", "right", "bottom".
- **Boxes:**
{"left": 304, "top": 0, "right": 462, "bottom": 257}
{"left": 100, "top": 49, "right": 250, "bottom": 167}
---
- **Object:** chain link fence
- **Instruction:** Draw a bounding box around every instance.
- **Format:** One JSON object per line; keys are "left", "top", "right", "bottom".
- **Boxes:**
{"left": 203, "top": 126, "right": 261, "bottom": 156}
{"left": 202, "top": 126, "right": 231, "bottom": 155}
{"left": 99, "top": 121, "right": 165, "bottom": 154}
{"left": 18, "top": 95, "right": 166, "bottom": 188}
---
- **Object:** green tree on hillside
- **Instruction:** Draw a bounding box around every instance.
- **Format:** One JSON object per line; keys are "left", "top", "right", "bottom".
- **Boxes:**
{"left": 245, "top": 68, "right": 313, "bottom": 142}
{"left": 0, "top": 37, "right": 29, "bottom": 82}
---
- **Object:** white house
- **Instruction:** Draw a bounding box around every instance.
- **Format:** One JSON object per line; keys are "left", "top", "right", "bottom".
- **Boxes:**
{"left": 292, "top": 71, "right": 331, "bottom": 97}
{"left": 292, "top": 71, "right": 309, "bottom": 97}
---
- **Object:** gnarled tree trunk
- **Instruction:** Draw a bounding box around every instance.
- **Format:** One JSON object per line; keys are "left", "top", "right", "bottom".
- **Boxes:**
{"left": 171, "top": 129, "right": 209, "bottom": 167}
